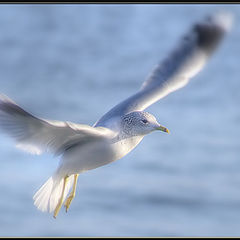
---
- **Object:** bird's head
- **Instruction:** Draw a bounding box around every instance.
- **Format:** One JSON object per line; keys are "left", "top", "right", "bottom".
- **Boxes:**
{"left": 121, "top": 111, "right": 169, "bottom": 137}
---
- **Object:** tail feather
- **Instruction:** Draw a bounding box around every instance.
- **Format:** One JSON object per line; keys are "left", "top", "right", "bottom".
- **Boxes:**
{"left": 33, "top": 174, "right": 74, "bottom": 213}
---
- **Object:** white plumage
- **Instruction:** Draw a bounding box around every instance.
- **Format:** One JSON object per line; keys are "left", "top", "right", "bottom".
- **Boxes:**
{"left": 0, "top": 12, "right": 232, "bottom": 217}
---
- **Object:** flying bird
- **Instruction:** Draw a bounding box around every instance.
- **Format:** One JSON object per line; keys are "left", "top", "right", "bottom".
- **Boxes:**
{"left": 0, "top": 12, "right": 233, "bottom": 218}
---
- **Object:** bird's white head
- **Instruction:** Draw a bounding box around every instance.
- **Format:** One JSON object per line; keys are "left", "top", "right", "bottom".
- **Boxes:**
{"left": 120, "top": 111, "right": 169, "bottom": 137}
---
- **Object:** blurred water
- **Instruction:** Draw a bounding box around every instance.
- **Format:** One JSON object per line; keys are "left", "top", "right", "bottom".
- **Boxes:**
{"left": 0, "top": 4, "right": 239, "bottom": 237}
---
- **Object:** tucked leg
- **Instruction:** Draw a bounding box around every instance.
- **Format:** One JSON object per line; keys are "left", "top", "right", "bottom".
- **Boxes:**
{"left": 53, "top": 176, "right": 69, "bottom": 218}
{"left": 64, "top": 174, "right": 79, "bottom": 212}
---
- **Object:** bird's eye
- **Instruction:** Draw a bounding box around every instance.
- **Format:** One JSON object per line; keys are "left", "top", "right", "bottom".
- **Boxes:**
{"left": 141, "top": 119, "right": 148, "bottom": 124}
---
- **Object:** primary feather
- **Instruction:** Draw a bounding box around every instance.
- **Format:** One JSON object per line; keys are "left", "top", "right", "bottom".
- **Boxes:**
{"left": 95, "top": 11, "right": 233, "bottom": 127}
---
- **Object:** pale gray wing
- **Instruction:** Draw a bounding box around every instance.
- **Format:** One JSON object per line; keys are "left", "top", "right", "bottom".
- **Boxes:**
{"left": 0, "top": 94, "right": 114, "bottom": 156}
{"left": 95, "top": 12, "right": 233, "bottom": 127}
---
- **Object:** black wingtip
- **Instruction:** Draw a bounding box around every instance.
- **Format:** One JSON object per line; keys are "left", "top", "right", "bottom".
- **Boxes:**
{"left": 194, "top": 11, "right": 233, "bottom": 55}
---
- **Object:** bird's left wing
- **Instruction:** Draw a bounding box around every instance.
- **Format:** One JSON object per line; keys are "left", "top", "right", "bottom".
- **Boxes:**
{"left": 95, "top": 12, "right": 233, "bottom": 127}
{"left": 0, "top": 94, "right": 114, "bottom": 156}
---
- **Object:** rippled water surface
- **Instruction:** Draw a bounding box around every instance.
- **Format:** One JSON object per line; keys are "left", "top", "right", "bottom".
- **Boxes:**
{"left": 0, "top": 4, "right": 239, "bottom": 237}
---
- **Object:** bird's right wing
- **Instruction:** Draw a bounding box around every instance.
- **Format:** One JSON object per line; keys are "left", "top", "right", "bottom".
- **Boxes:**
{"left": 95, "top": 12, "right": 233, "bottom": 127}
{"left": 0, "top": 95, "right": 114, "bottom": 156}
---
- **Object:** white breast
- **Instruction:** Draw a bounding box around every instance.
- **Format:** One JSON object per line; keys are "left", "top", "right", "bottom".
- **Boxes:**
{"left": 111, "top": 135, "right": 144, "bottom": 161}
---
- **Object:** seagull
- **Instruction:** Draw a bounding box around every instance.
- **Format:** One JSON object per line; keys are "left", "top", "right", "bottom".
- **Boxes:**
{"left": 0, "top": 12, "right": 232, "bottom": 218}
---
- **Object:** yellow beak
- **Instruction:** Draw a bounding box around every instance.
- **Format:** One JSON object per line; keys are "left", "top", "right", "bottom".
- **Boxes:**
{"left": 156, "top": 125, "right": 170, "bottom": 134}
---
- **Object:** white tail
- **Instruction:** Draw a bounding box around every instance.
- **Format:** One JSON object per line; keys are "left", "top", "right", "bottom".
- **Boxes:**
{"left": 33, "top": 174, "right": 74, "bottom": 213}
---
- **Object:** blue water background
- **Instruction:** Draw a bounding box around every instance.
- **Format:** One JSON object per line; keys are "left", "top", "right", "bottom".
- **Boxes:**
{"left": 0, "top": 4, "right": 239, "bottom": 237}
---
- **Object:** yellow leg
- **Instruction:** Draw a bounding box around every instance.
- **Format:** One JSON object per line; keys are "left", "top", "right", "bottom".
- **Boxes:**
{"left": 64, "top": 174, "right": 79, "bottom": 212}
{"left": 53, "top": 176, "right": 69, "bottom": 218}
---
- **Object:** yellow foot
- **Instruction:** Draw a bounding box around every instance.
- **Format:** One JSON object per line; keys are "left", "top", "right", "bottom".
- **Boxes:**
{"left": 64, "top": 174, "right": 79, "bottom": 213}
{"left": 64, "top": 193, "right": 75, "bottom": 212}
{"left": 53, "top": 200, "right": 63, "bottom": 219}
{"left": 53, "top": 176, "right": 69, "bottom": 219}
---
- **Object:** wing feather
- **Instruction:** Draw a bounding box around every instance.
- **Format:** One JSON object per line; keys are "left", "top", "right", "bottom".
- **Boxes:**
{"left": 0, "top": 94, "right": 114, "bottom": 155}
{"left": 95, "top": 12, "right": 233, "bottom": 127}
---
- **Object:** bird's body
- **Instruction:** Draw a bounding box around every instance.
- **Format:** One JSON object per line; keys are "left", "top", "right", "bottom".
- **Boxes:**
{"left": 0, "top": 12, "right": 232, "bottom": 217}
{"left": 57, "top": 132, "right": 143, "bottom": 176}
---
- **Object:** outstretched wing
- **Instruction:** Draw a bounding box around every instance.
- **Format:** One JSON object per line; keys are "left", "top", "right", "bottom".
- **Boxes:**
{"left": 95, "top": 12, "right": 233, "bottom": 127}
{"left": 0, "top": 95, "right": 114, "bottom": 156}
